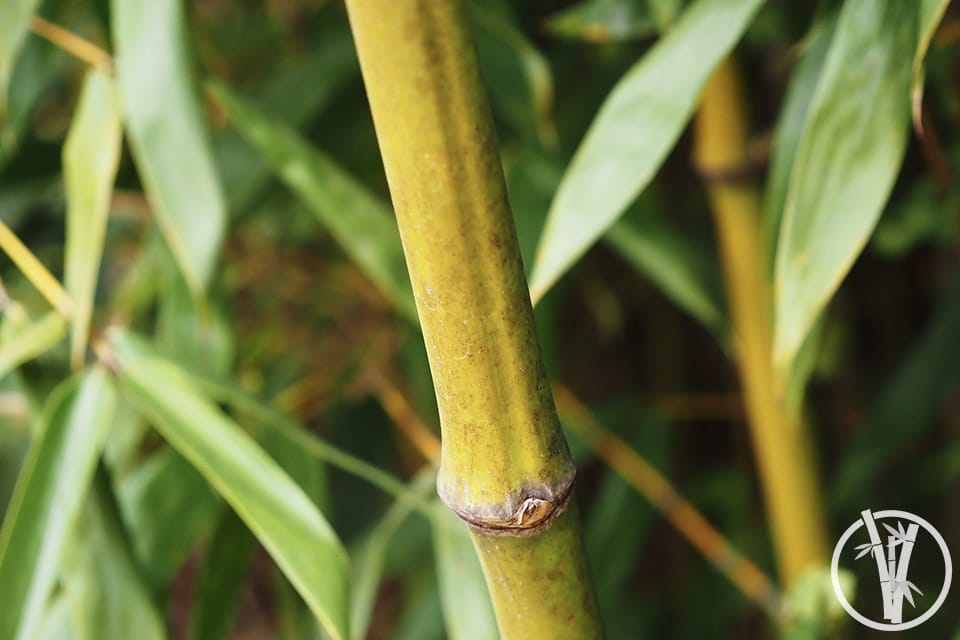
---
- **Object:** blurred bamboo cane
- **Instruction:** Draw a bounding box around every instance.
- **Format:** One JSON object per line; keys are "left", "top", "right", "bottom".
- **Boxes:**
{"left": 694, "top": 57, "right": 829, "bottom": 586}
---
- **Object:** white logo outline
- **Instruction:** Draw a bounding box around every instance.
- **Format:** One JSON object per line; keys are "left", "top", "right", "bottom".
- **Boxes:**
{"left": 831, "top": 509, "right": 952, "bottom": 631}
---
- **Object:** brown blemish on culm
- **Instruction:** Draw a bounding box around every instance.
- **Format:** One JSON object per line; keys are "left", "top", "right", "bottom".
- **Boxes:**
{"left": 444, "top": 473, "right": 576, "bottom": 538}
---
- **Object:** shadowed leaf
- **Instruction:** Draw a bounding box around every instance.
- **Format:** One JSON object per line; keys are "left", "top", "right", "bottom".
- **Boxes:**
{"left": 112, "top": 0, "right": 226, "bottom": 297}
{"left": 773, "top": 1, "right": 918, "bottom": 369}
{"left": 209, "top": 82, "right": 417, "bottom": 323}
{"left": 530, "top": 0, "right": 763, "bottom": 301}
{"left": 108, "top": 329, "right": 350, "bottom": 640}
{"left": 0, "top": 369, "right": 116, "bottom": 640}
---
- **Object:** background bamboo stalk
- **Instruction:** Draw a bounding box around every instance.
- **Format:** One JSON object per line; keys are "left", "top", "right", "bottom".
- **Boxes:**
{"left": 693, "top": 57, "right": 829, "bottom": 586}
{"left": 344, "top": 1, "right": 602, "bottom": 636}
{"left": 553, "top": 384, "right": 782, "bottom": 622}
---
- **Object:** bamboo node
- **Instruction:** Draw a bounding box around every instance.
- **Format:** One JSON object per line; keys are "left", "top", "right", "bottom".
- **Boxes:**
{"left": 444, "top": 473, "right": 576, "bottom": 538}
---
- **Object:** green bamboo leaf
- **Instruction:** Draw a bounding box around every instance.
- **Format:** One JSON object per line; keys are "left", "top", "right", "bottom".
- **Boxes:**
{"left": 545, "top": 0, "right": 658, "bottom": 43}
{"left": 474, "top": 7, "right": 557, "bottom": 145}
{"left": 0, "top": 409, "right": 31, "bottom": 517}
{"left": 530, "top": 0, "right": 764, "bottom": 301}
{"left": 647, "top": 0, "right": 682, "bottom": 30}
{"left": 189, "top": 408, "right": 331, "bottom": 640}
{"left": 432, "top": 506, "right": 498, "bottom": 640}
{"left": 63, "top": 69, "right": 122, "bottom": 370}
{"left": 188, "top": 511, "right": 256, "bottom": 640}
{"left": 116, "top": 448, "right": 221, "bottom": 588}
{"left": 0, "top": 310, "right": 66, "bottom": 378}
{"left": 0, "top": 0, "right": 41, "bottom": 142}
{"left": 605, "top": 212, "right": 726, "bottom": 338}
{"left": 2, "top": 7, "right": 68, "bottom": 170}
{"left": 61, "top": 472, "right": 166, "bottom": 640}
{"left": 108, "top": 328, "right": 350, "bottom": 640}
{"left": 0, "top": 369, "right": 116, "bottom": 640}
{"left": 111, "top": 0, "right": 226, "bottom": 297}
{"left": 773, "top": 1, "right": 918, "bottom": 370}
{"left": 216, "top": 25, "right": 358, "bottom": 216}
{"left": 195, "top": 373, "right": 435, "bottom": 516}
{"left": 350, "top": 470, "right": 435, "bottom": 640}
{"left": 35, "top": 596, "right": 74, "bottom": 640}
{"left": 208, "top": 82, "right": 417, "bottom": 323}
{"left": 912, "top": 0, "right": 951, "bottom": 126}
{"left": 762, "top": 12, "right": 837, "bottom": 262}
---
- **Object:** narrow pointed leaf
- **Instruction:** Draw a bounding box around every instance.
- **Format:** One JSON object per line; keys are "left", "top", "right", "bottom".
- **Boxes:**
{"left": 34, "top": 596, "right": 73, "bottom": 640}
{"left": 432, "top": 506, "right": 498, "bottom": 640}
{"left": 606, "top": 213, "right": 726, "bottom": 338}
{"left": 903, "top": 584, "right": 916, "bottom": 607}
{"left": 195, "top": 373, "right": 435, "bottom": 515}
{"left": 216, "top": 26, "right": 358, "bottom": 215}
{"left": 2, "top": 20, "right": 68, "bottom": 171}
{"left": 208, "top": 82, "right": 417, "bottom": 322}
{"left": 111, "top": 0, "right": 226, "bottom": 296}
{"left": 0, "top": 310, "right": 65, "bottom": 379}
{"left": 911, "top": 0, "right": 951, "bottom": 127}
{"left": 350, "top": 470, "right": 435, "bottom": 640}
{"left": 773, "top": 1, "right": 918, "bottom": 369}
{"left": 0, "top": 0, "right": 41, "bottom": 140}
{"left": 763, "top": 12, "right": 837, "bottom": 260}
{"left": 187, "top": 511, "right": 256, "bottom": 640}
{"left": 61, "top": 472, "right": 166, "bottom": 640}
{"left": 854, "top": 546, "right": 874, "bottom": 560}
{"left": 63, "top": 69, "right": 122, "bottom": 370}
{"left": 0, "top": 369, "right": 116, "bottom": 640}
{"left": 545, "top": 0, "right": 658, "bottom": 43}
{"left": 117, "top": 448, "right": 220, "bottom": 588}
{"left": 108, "top": 329, "right": 350, "bottom": 640}
{"left": 474, "top": 7, "right": 557, "bottom": 145}
{"left": 530, "top": 0, "right": 764, "bottom": 301}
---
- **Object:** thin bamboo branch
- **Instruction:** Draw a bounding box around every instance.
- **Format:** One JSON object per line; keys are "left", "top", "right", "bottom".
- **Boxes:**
{"left": 368, "top": 368, "right": 442, "bottom": 464}
{"left": 344, "top": 2, "right": 601, "bottom": 636}
{"left": 0, "top": 219, "right": 72, "bottom": 318}
{"left": 554, "top": 384, "right": 782, "bottom": 622}
{"left": 694, "top": 57, "right": 828, "bottom": 586}
{"left": 30, "top": 17, "right": 113, "bottom": 72}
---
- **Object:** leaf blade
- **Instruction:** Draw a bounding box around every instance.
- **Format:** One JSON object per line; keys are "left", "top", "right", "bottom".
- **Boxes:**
{"left": 0, "top": 0, "right": 42, "bottom": 145}
{"left": 0, "top": 310, "right": 66, "bottom": 379}
{"left": 63, "top": 69, "right": 122, "bottom": 370}
{"left": 773, "top": 1, "right": 918, "bottom": 369}
{"left": 108, "top": 329, "right": 351, "bottom": 640}
{"left": 530, "top": 0, "right": 764, "bottom": 301}
{"left": 111, "top": 0, "right": 227, "bottom": 296}
{"left": 432, "top": 506, "right": 498, "bottom": 640}
{"left": 0, "top": 369, "right": 117, "bottom": 640}
{"left": 208, "top": 82, "right": 417, "bottom": 323}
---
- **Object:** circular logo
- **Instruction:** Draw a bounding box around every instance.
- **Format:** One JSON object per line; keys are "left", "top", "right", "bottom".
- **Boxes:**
{"left": 831, "top": 509, "right": 952, "bottom": 631}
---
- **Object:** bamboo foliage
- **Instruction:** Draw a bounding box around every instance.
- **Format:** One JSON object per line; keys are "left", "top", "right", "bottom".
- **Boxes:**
{"left": 0, "top": 1, "right": 956, "bottom": 638}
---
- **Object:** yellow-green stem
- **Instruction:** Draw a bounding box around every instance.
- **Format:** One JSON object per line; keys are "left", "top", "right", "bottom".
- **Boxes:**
{"left": 694, "top": 58, "right": 828, "bottom": 586}
{"left": 344, "top": 1, "right": 601, "bottom": 637}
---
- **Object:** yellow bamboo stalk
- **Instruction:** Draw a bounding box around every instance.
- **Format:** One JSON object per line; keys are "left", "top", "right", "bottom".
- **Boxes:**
{"left": 344, "top": 2, "right": 601, "bottom": 636}
{"left": 694, "top": 57, "right": 828, "bottom": 586}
